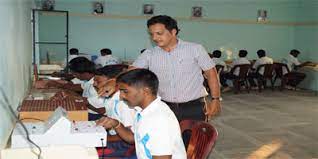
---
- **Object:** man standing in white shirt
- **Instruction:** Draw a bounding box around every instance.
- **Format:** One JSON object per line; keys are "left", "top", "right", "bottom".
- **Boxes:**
{"left": 95, "top": 48, "right": 120, "bottom": 68}
{"left": 97, "top": 69, "right": 186, "bottom": 159}
{"left": 248, "top": 49, "right": 273, "bottom": 88}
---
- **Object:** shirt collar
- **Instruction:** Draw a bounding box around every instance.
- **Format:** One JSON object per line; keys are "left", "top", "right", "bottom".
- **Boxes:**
{"left": 134, "top": 96, "right": 161, "bottom": 117}
{"left": 155, "top": 39, "right": 183, "bottom": 52}
{"left": 289, "top": 54, "right": 297, "bottom": 60}
{"left": 87, "top": 77, "right": 95, "bottom": 84}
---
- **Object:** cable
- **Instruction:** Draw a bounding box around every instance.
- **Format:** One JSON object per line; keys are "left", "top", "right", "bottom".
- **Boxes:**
{"left": 0, "top": 88, "right": 42, "bottom": 159}
{"left": 20, "top": 118, "right": 45, "bottom": 122}
{"left": 100, "top": 138, "right": 105, "bottom": 159}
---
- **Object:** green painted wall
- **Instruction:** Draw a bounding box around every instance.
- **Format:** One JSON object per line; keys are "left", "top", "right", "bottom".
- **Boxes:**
{"left": 38, "top": 0, "right": 302, "bottom": 63}
{"left": 295, "top": 1, "right": 318, "bottom": 62}
{"left": 294, "top": 1, "right": 318, "bottom": 91}
{"left": 0, "top": 0, "right": 33, "bottom": 149}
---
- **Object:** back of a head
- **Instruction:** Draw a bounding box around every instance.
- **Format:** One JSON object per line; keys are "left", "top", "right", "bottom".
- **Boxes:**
{"left": 100, "top": 48, "right": 112, "bottom": 56}
{"left": 96, "top": 64, "right": 128, "bottom": 78}
{"left": 69, "top": 48, "right": 79, "bottom": 55}
{"left": 257, "top": 49, "right": 266, "bottom": 58}
{"left": 212, "top": 50, "right": 222, "bottom": 58}
{"left": 239, "top": 50, "right": 248, "bottom": 57}
{"left": 68, "top": 57, "right": 90, "bottom": 68}
{"left": 290, "top": 49, "right": 300, "bottom": 57}
{"left": 69, "top": 57, "right": 95, "bottom": 73}
{"left": 117, "top": 69, "right": 159, "bottom": 95}
{"left": 147, "top": 15, "right": 180, "bottom": 35}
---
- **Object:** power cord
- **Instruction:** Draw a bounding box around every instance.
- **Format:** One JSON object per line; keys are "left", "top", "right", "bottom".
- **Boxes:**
{"left": 100, "top": 138, "right": 105, "bottom": 159}
{"left": 0, "top": 88, "right": 42, "bottom": 159}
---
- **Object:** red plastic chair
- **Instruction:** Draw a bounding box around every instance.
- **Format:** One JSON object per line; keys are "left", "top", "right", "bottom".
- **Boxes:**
{"left": 180, "top": 120, "right": 218, "bottom": 159}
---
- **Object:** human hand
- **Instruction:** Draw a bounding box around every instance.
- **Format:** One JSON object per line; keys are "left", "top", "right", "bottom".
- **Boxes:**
{"left": 96, "top": 107, "right": 106, "bottom": 114}
{"left": 96, "top": 117, "right": 119, "bottom": 129}
{"left": 97, "top": 79, "right": 117, "bottom": 97}
{"left": 205, "top": 100, "right": 221, "bottom": 121}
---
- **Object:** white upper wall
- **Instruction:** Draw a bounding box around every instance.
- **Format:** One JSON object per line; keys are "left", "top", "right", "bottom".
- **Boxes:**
{"left": 0, "top": 0, "right": 33, "bottom": 149}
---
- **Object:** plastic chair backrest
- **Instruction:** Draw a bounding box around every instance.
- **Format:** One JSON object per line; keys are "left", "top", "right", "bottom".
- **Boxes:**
{"left": 231, "top": 64, "right": 251, "bottom": 78}
{"left": 180, "top": 120, "right": 218, "bottom": 159}
{"left": 273, "top": 62, "right": 289, "bottom": 78}
{"left": 256, "top": 64, "right": 274, "bottom": 78}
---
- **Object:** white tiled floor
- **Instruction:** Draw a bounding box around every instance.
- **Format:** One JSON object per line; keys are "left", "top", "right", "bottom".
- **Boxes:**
{"left": 209, "top": 89, "right": 318, "bottom": 159}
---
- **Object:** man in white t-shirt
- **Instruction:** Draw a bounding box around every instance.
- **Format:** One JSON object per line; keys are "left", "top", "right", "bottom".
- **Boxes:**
{"left": 282, "top": 49, "right": 307, "bottom": 88}
{"left": 93, "top": 65, "right": 136, "bottom": 158}
{"left": 94, "top": 65, "right": 135, "bottom": 133}
{"left": 221, "top": 50, "right": 251, "bottom": 92}
{"left": 68, "top": 58, "right": 106, "bottom": 121}
{"left": 97, "top": 69, "right": 186, "bottom": 159}
{"left": 248, "top": 49, "right": 273, "bottom": 88}
{"left": 95, "top": 48, "right": 120, "bottom": 68}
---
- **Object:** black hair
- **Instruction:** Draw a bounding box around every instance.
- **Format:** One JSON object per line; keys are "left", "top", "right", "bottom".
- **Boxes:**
{"left": 290, "top": 49, "right": 300, "bottom": 56}
{"left": 212, "top": 50, "right": 222, "bottom": 58}
{"left": 140, "top": 49, "right": 146, "bottom": 54}
{"left": 69, "top": 48, "right": 79, "bottom": 55}
{"left": 95, "top": 64, "right": 128, "bottom": 78}
{"left": 68, "top": 57, "right": 95, "bottom": 73}
{"left": 238, "top": 50, "right": 248, "bottom": 57}
{"left": 257, "top": 49, "right": 266, "bottom": 58}
{"left": 116, "top": 69, "right": 159, "bottom": 95}
{"left": 100, "top": 48, "right": 112, "bottom": 55}
{"left": 208, "top": 53, "right": 213, "bottom": 58}
{"left": 147, "top": 15, "right": 180, "bottom": 35}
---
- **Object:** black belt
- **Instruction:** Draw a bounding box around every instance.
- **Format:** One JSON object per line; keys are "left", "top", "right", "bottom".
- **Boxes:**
{"left": 163, "top": 97, "right": 205, "bottom": 106}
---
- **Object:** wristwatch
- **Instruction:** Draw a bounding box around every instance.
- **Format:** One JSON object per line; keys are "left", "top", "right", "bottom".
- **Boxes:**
{"left": 211, "top": 96, "right": 222, "bottom": 101}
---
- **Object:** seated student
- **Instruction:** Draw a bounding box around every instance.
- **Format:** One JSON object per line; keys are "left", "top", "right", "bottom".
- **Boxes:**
{"left": 45, "top": 57, "right": 90, "bottom": 93}
{"left": 221, "top": 50, "right": 251, "bottom": 92}
{"left": 69, "top": 48, "right": 80, "bottom": 62}
{"left": 211, "top": 50, "right": 228, "bottom": 72}
{"left": 248, "top": 49, "right": 273, "bottom": 88}
{"left": 97, "top": 69, "right": 187, "bottom": 159}
{"left": 95, "top": 48, "right": 120, "bottom": 68}
{"left": 68, "top": 58, "right": 106, "bottom": 121}
{"left": 282, "top": 49, "right": 308, "bottom": 88}
{"left": 211, "top": 50, "right": 229, "bottom": 92}
{"left": 94, "top": 65, "right": 136, "bottom": 158}
{"left": 230, "top": 50, "right": 251, "bottom": 75}
{"left": 94, "top": 65, "right": 133, "bottom": 131}
{"left": 60, "top": 48, "right": 80, "bottom": 68}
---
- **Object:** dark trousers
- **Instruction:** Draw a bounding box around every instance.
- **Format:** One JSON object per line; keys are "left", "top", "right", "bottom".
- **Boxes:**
{"left": 248, "top": 72, "right": 262, "bottom": 87}
{"left": 163, "top": 97, "right": 206, "bottom": 150}
{"left": 285, "top": 72, "right": 306, "bottom": 87}
{"left": 97, "top": 140, "right": 137, "bottom": 159}
{"left": 163, "top": 97, "right": 206, "bottom": 122}
{"left": 220, "top": 72, "right": 237, "bottom": 87}
{"left": 88, "top": 113, "right": 103, "bottom": 121}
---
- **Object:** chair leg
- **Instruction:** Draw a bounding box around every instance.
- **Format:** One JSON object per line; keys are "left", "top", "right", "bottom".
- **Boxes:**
{"left": 270, "top": 79, "right": 274, "bottom": 91}
{"left": 281, "top": 78, "right": 287, "bottom": 91}
{"left": 245, "top": 79, "right": 250, "bottom": 93}
{"left": 257, "top": 78, "right": 262, "bottom": 92}
{"left": 234, "top": 80, "right": 239, "bottom": 94}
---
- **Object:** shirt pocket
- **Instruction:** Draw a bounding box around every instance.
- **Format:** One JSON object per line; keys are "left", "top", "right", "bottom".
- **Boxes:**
{"left": 176, "top": 57, "right": 196, "bottom": 73}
